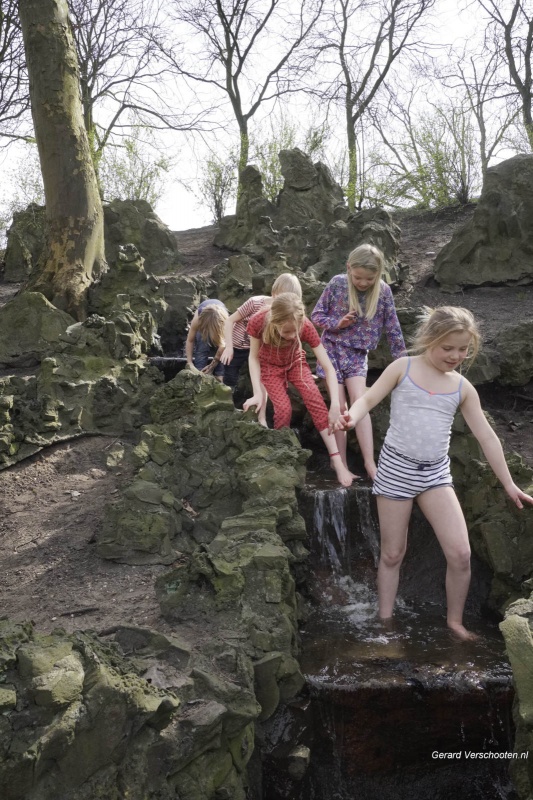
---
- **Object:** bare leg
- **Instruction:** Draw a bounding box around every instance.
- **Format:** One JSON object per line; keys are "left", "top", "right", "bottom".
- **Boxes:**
{"left": 345, "top": 376, "right": 376, "bottom": 479}
{"left": 416, "top": 487, "right": 477, "bottom": 641}
{"left": 376, "top": 495, "right": 412, "bottom": 618}
{"left": 319, "top": 428, "right": 356, "bottom": 488}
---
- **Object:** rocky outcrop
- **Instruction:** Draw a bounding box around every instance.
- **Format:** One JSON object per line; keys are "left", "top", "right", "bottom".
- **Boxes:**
{"left": 3, "top": 203, "right": 46, "bottom": 283}
{"left": 434, "top": 154, "right": 533, "bottom": 290}
{"left": 214, "top": 149, "right": 402, "bottom": 297}
{"left": 0, "top": 618, "right": 263, "bottom": 800}
{"left": 500, "top": 598, "right": 533, "bottom": 799}
{"left": 0, "top": 301, "right": 161, "bottom": 466}
{"left": 103, "top": 199, "right": 182, "bottom": 275}
{"left": 98, "top": 370, "right": 308, "bottom": 566}
{"left": 0, "top": 291, "right": 75, "bottom": 368}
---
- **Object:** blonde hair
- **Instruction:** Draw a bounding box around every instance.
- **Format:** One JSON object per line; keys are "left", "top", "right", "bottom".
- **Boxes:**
{"left": 346, "top": 243, "right": 385, "bottom": 320}
{"left": 197, "top": 303, "right": 228, "bottom": 347}
{"left": 411, "top": 306, "right": 481, "bottom": 361}
{"left": 271, "top": 272, "right": 302, "bottom": 298}
{"left": 262, "top": 292, "right": 305, "bottom": 348}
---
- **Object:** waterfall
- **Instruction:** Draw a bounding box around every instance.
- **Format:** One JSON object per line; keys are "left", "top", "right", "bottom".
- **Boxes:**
{"left": 264, "top": 481, "right": 519, "bottom": 800}
{"left": 312, "top": 488, "right": 349, "bottom": 574}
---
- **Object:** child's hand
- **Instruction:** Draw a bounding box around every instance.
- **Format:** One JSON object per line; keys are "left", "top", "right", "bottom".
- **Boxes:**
{"left": 201, "top": 362, "right": 216, "bottom": 375}
{"left": 340, "top": 410, "right": 355, "bottom": 430}
{"left": 505, "top": 484, "right": 533, "bottom": 510}
{"left": 328, "top": 405, "right": 343, "bottom": 433}
{"left": 243, "top": 394, "right": 264, "bottom": 414}
{"left": 220, "top": 347, "right": 233, "bottom": 365}
{"left": 338, "top": 311, "right": 357, "bottom": 329}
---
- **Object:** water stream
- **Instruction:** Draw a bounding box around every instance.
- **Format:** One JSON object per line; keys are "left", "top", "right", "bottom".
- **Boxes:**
{"left": 262, "top": 477, "right": 518, "bottom": 800}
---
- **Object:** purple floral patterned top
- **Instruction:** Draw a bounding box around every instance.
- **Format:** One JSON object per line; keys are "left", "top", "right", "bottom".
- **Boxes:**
{"left": 311, "top": 274, "right": 406, "bottom": 358}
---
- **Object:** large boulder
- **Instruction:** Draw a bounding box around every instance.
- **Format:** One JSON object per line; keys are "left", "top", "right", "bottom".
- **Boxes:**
{"left": 3, "top": 204, "right": 46, "bottom": 283}
{"left": 0, "top": 291, "right": 75, "bottom": 368}
{"left": 275, "top": 148, "right": 345, "bottom": 226}
{"left": 434, "top": 154, "right": 533, "bottom": 290}
{"left": 103, "top": 199, "right": 182, "bottom": 275}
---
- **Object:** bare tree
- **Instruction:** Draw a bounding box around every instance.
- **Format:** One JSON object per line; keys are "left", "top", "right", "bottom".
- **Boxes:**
{"left": 68, "top": 0, "right": 205, "bottom": 169}
{"left": 369, "top": 85, "right": 481, "bottom": 208}
{"left": 167, "top": 0, "right": 323, "bottom": 191}
{"left": 476, "top": 0, "right": 533, "bottom": 150}
{"left": 17, "top": 0, "right": 106, "bottom": 320}
{"left": 0, "top": 0, "right": 31, "bottom": 140}
{"left": 437, "top": 39, "right": 519, "bottom": 179}
{"left": 309, "top": 0, "right": 434, "bottom": 210}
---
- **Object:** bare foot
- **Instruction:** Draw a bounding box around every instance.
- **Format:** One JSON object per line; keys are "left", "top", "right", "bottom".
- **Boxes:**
{"left": 330, "top": 455, "right": 358, "bottom": 487}
{"left": 448, "top": 622, "right": 479, "bottom": 641}
{"left": 364, "top": 459, "right": 378, "bottom": 481}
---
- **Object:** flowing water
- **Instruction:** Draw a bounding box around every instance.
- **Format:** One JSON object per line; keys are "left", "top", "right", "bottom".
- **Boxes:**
{"left": 262, "top": 477, "right": 518, "bottom": 800}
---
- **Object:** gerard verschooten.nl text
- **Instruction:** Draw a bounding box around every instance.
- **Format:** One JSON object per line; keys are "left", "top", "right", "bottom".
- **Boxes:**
{"left": 432, "top": 751, "right": 529, "bottom": 760}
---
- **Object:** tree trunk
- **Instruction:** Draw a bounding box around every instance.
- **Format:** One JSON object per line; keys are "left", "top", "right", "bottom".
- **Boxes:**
{"left": 18, "top": 0, "right": 106, "bottom": 320}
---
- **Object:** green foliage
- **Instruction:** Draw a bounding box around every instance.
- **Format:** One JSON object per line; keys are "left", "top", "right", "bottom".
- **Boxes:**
{"left": 368, "top": 105, "right": 481, "bottom": 209}
{"left": 199, "top": 151, "right": 239, "bottom": 223}
{"left": 99, "top": 128, "right": 172, "bottom": 207}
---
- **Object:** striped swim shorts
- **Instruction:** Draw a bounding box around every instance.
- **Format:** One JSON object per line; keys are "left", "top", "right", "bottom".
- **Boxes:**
{"left": 372, "top": 441, "right": 453, "bottom": 500}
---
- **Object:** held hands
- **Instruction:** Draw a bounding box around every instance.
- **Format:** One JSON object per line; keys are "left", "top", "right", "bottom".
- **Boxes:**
{"left": 331, "top": 410, "right": 355, "bottom": 432}
{"left": 327, "top": 404, "right": 343, "bottom": 434}
{"left": 337, "top": 311, "right": 358, "bottom": 329}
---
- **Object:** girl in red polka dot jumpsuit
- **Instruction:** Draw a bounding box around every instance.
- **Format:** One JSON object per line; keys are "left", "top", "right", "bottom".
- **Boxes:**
{"left": 244, "top": 292, "right": 358, "bottom": 487}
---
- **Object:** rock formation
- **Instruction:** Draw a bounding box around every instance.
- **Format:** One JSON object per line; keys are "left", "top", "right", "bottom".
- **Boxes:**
{"left": 435, "top": 154, "right": 533, "bottom": 290}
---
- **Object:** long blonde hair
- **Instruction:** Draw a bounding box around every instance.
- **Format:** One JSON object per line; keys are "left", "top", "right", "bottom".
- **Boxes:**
{"left": 411, "top": 306, "right": 481, "bottom": 361}
{"left": 197, "top": 303, "right": 228, "bottom": 347}
{"left": 262, "top": 292, "right": 305, "bottom": 349}
{"left": 271, "top": 272, "right": 303, "bottom": 298}
{"left": 346, "top": 243, "right": 384, "bottom": 320}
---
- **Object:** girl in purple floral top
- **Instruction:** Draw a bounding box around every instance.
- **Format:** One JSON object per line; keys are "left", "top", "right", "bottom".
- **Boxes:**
{"left": 311, "top": 244, "right": 405, "bottom": 479}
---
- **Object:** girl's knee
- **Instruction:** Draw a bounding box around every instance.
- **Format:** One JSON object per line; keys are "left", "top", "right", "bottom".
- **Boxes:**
{"left": 380, "top": 547, "right": 406, "bottom": 569}
{"left": 447, "top": 547, "right": 471, "bottom": 571}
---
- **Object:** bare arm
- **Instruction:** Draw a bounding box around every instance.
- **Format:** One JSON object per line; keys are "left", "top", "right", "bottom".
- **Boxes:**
{"left": 313, "top": 343, "right": 341, "bottom": 427}
{"left": 221, "top": 309, "right": 244, "bottom": 365}
{"left": 344, "top": 358, "right": 407, "bottom": 427}
{"left": 460, "top": 382, "right": 533, "bottom": 509}
{"left": 242, "top": 337, "right": 265, "bottom": 413}
{"left": 185, "top": 312, "right": 200, "bottom": 365}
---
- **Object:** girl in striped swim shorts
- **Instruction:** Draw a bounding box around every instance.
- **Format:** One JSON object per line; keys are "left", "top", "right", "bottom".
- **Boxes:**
{"left": 340, "top": 306, "right": 533, "bottom": 640}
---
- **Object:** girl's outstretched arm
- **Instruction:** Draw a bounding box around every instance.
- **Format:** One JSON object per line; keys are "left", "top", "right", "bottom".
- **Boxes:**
{"left": 243, "top": 337, "right": 265, "bottom": 414}
{"left": 344, "top": 358, "right": 406, "bottom": 428}
{"left": 185, "top": 311, "right": 200, "bottom": 365}
{"left": 313, "top": 343, "right": 342, "bottom": 429}
{"left": 461, "top": 382, "right": 533, "bottom": 509}
{"left": 221, "top": 309, "right": 243, "bottom": 365}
